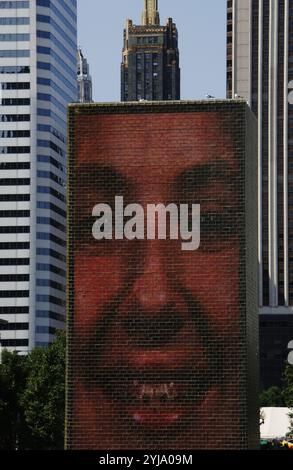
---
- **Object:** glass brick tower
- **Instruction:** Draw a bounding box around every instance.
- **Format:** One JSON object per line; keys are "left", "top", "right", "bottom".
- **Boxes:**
{"left": 0, "top": 0, "right": 77, "bottom": 353}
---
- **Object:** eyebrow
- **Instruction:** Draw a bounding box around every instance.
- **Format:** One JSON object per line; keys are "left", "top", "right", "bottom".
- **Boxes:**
{"left": 175, "top": 160, "right": 238, "bottom": 192}
{"left": 76, "top": 164, "right": 128, "bottom": 193}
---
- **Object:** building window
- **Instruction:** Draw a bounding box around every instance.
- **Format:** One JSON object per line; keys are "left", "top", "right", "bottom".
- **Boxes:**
{"left": 0, "top": 50, "right": 30, "bottom": 57}
{"left": 36, "top": 310, "right": 65, "bottom": 322}
{"left": 0, "top": 210, "right": 30, "bottom": 217}
{"left": 36, "top": 295, "right": 65, "bottom": 307}
{"left": 0, "top": 226, "right": 29, "bottom": 234}
{"left": 0, "top": 274, "right": 29, "bottom": 282}
{"left": 37, "top": 170, "right": 65, "bottom": 188}
{"left": 0, "top": 33, "right": 30, "bottom": 41}
{"left": 36, "top": 263, "right": 66, "bottom": 277}
{"left": 36, "top": 279, "right": 66, "bottom": 292}
{"left": 0, "top": 130, "right": 30, "bottom": 138}
{"left": 0, "top": 146, "right": 30, "bottom": 154}
{"left": 37, "top": 216, "right": 66, "bottom": 232}
{"left": 0, "top": 114, "right": 30, "bottom": 122}
{"left": 0, "top": 306, "right": 29, "bottom": 314}
{"left": 0, "top": 194, "right": 30, "bottom": 201}
{"left": 0, "top": 65, "right": 29, "bottom": 74}
{"left": 0, "top": 1, "right": 29, "bottom": 8}
{"left": 1, "top": 98, "right": 30, "bottom": 106}
{"left": 36, "top": 247, "right": 66, "bottom": 262}
{"left": 0, "top": 178, "right": 30, "bottom": 186}
{"left": 37, "top": 186, "right": 66, "bottom": 203}
{"left": 0, "top": 290, "right": 29, "bottom": 298}
{"left": 0, "top": 243, "right": 30, "bottom": 250}
{"left": 36, "top": 326, "right": 57, "bottom": 335}
{"left": 0, "top": 162, "right": 30, "bottom": 170}
{"left": 0, "top": 82, "right": 30, "bottom": 90}
{"left": 37, "top": 154, "right": 65, "bottom": 173}
{"left": 37, "top": 140, "right": 65, "bottom": 158}
{"left": 1, "top": 339, "right": 28, "bottom": 347}
{"left": 37, "top": 232, "right": 66, "bottom": 247}
{"left": 0, "top": 258, "right": 29, "bottom": 265}
{"left": 0, "top": 17, "right": 29, "bottom": 25}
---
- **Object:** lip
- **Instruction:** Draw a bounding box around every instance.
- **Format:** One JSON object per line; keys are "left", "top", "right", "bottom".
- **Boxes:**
{"left": 98, "top": 357, "right": 212, "bottom": 430}
{"left": 95, "top": 325, "right": 212, "bottom": 431}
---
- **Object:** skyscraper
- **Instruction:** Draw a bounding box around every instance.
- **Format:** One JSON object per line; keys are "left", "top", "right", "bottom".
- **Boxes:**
{"left": 121, "top": 0, "right": 180, "bottom": 101}
{"left": 0, "top": 0, "right": 77, "bottom": 353}
{"left": 227, "top": 0, "right": 293, "bottom": 388}
{"left": 77, "top": 47, "right": 93, "bottom": 103}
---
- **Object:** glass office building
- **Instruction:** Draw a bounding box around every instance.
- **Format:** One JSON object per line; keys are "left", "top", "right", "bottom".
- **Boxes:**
{"left": 0, "top": 0, "right": 77, "bottom": 352}
{"left": 227, "top": 0, "right": 293, "bottom": 387}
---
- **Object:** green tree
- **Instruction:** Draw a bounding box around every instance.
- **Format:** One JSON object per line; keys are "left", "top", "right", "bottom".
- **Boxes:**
{"left": 0, "top": 350, "right": 28, "bottom": 449}
{"left": 260, "top": 385, "right": 285, "bottom": 407}
{"left": 283, "top": 364, "right": 293, "bottom": 434}
{"left": 21, "top": 330, "right": 66, "bottom": 449}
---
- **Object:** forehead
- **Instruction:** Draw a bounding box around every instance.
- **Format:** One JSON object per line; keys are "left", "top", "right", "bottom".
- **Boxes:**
{"left": 75, "top": 112, "right": 236, "bottom": 182}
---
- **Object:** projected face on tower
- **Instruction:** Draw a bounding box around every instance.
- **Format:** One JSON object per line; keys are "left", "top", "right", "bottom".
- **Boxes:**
{"left": 70, "top": 111, "right": 242, "bottom": 449}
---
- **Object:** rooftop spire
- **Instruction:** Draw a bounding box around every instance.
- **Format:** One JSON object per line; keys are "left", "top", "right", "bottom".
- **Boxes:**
{"left": 141, "top": 0, "right": 160, "bottom": 25}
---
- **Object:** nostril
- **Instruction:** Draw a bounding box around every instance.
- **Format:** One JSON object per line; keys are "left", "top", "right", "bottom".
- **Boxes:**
{"left": 121, "top": 304, "right": 184, "bottom": 346}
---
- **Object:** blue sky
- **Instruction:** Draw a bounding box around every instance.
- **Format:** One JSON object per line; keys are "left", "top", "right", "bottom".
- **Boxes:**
{"left": 77, "top": 0, "right": 227, "bottom": 102}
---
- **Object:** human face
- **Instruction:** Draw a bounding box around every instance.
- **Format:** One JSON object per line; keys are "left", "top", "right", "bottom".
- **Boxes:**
{"left": 70, "top": 112, "right": 242, "bottom": 449}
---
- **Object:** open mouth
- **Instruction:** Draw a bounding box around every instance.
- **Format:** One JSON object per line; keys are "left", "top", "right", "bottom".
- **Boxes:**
{"left": 98, "top": 367, "right": 212, "bottom": 429}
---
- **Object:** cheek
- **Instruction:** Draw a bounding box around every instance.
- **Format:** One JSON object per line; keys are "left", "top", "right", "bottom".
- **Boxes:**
{"left": 179, "top": 247, "right": 240, "bottom": 327}
{"left": 74, "top": 254, "right": 124, "bottom": 327}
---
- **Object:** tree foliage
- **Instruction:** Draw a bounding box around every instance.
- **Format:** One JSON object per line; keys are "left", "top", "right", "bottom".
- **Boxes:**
{"left": 0, "top": 350, "right": 28, "bottom": 449}
{"left": 0, "top": 331, "right": 66, "bottom": 450}
{"left": 260, "top": 385, "right": 285, "bottom": 407}
{"left": 283, "top": 364, "right": 293, "bottom": 434}
{"left": 21, "top": 330, "right": 66, "bottom": 449}
{"left": 259, "top": 365, "right": 293, "bottom": 435}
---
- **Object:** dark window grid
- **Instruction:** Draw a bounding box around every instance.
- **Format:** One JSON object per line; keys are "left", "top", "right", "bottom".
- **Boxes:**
{"left": 0, "top": 194, "right": 30, "bottom": 201}
{"left": 0, "top": 227, "right": 29, "bottom": 234}
{"left": 0, "top": 147, "right": 30, "bottom": 154}
{"left": 0, "top": 306, "right": 28, "bottom": 313}
{"left": 0, "top": 114, "right": 30, "bottom": 122}
{"left": 0, "top": 1, "right": 29, "bottom": 8}
{"left": 0, "top": 65, "right": 29, "bottom": 73}
{"left": 0, "top": 162, "right": 30, "bottom": 170}
{"left": 0, "top": 258, "right": 29, "bottom": 265}
{"left": 0, "top": 210, "right": 30, "bottom": 217}
{"left": 0, "top": 274, "right": 29, "bottom": 281}
{"left": 1, "top": 98, "right": 30, "bottom": 105}
{"left": 0, "top": 82, "right": 30, "bottom": 90}
{"left": 0, "top": 131, "right": 30, "bottom": 138}
{"left": 0, "top": 323, "right": 29, "bottom": 331}
{"left": 0, "top": 290, "right": 29, "bottom": 298}
{"left": 0, "top": 339, "right": 28, "bottom": 346}
{"left": 0, "top": 178, "right": 30, "bottom": 186}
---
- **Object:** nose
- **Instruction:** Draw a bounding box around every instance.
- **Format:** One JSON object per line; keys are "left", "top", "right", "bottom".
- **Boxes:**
{"left": 120, "top": 241, "right": 185, "bottom": 346}
{"left": 132, "top": 241, "right": 171, "bottom": 314}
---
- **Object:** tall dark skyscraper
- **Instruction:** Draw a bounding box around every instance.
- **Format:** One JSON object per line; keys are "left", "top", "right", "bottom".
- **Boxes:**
{"left": 121, "top": 0, "right": 180, "bottom": 101}
{"left": 227, "top": 0, "right": 293, "bottom": 388}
